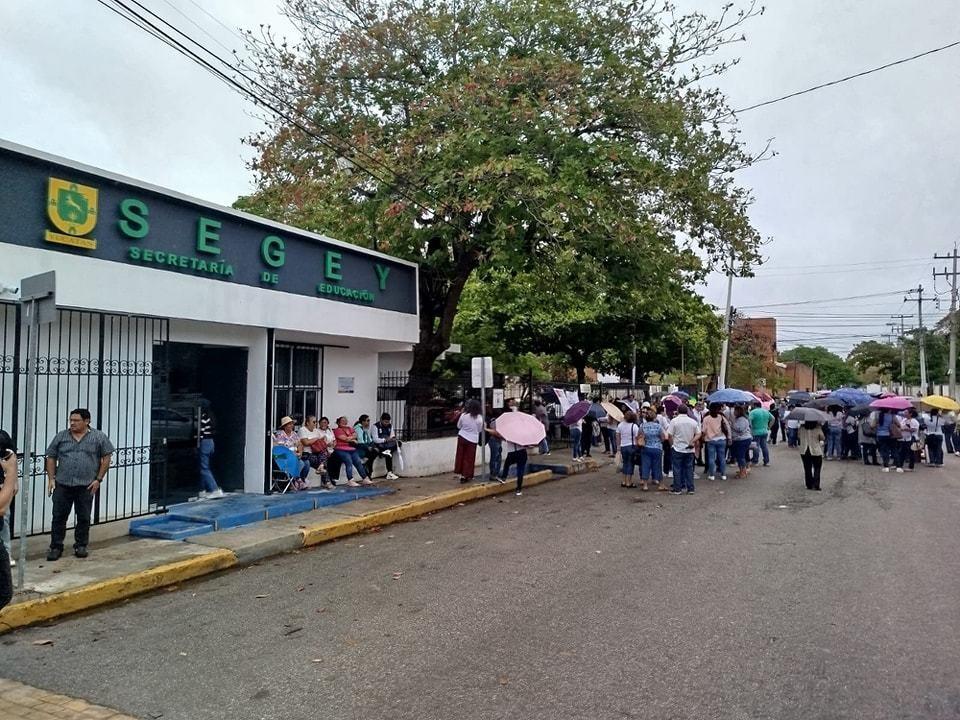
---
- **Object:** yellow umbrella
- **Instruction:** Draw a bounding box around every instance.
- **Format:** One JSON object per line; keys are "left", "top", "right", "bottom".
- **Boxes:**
{"left": 919, "top": 395, "right": 960, "bottom": 412}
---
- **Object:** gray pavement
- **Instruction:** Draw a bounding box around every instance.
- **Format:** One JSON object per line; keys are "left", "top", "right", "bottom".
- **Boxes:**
{"left": 3, "top": 445, "right": 960, "bottom": 720}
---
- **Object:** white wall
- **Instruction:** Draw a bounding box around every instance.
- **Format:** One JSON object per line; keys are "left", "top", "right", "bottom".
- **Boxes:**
{"left": 399, "top": 436, "right": 486, "bottom": 478}
{"left": 322, "top": 347, "right": 378, "bottom": 425}
{"left": 378, "top": 351, "right": 413, "bottom": 374}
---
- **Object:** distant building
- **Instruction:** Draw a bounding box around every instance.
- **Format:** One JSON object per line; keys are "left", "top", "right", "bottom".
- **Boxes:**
{"left": 784, "top": 361, "right": 817, "bottom": 392}
{"left": 731, "top": 317, "right": 778, "bottom": 366}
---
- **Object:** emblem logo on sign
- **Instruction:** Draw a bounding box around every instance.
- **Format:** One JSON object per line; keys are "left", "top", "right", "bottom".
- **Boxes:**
{"left": 45, "top": 177, "right": 98, "bottom": 249}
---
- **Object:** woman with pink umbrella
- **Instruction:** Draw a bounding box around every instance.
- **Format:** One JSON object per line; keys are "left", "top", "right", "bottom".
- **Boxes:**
{"left": 494, "top": 409, "right": 547, "bottom": 496}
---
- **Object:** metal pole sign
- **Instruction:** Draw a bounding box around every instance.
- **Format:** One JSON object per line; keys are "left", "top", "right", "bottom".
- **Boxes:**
{"left": 17, "top": 272, "right": 56, "bottom": 588}
{"left": 471, "top": 357, "right": 492, "bottom": 482}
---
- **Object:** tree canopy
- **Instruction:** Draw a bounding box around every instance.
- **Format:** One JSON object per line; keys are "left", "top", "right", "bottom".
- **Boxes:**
{"left": 237, "top": 0, "right": 765, "bottom": 374}
{"left": 780, "top": 346, "right": 857, "bottom": 389}
{"left": 847, "top": 340, "right": 899, "bottom": 383}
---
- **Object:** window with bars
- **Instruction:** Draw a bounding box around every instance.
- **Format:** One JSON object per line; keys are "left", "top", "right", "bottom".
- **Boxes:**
{"left": 273, "top": 343, "right": 324, "bottom": 425}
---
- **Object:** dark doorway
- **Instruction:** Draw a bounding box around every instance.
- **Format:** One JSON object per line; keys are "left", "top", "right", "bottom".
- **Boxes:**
{"left": 155, "top": 342, "right": 248, "bottom": 504}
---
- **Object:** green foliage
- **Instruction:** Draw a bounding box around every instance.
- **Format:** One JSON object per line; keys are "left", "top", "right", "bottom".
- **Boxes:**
{"left": 239, "top": 0, "right": 765, "bottom": 373}
{"left": 901, "top": 330, "right": 949, "bottom": 385}
{"left": 452, "top": 246, "right": 721, "bottom": 381}
{"left": 780, "top": 346, "right": 858, "bottom": 389}
{"left": 847, "top": 341, "right": 899, "bottom": 382}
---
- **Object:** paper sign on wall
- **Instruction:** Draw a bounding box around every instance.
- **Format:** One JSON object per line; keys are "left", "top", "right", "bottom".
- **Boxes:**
{"left": 492, "top": 389, "right": 504, "bottom": 408}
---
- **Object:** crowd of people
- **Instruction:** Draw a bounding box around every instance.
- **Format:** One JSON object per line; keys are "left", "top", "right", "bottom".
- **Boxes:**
{"left": 272, "top": 412, "right": 402, "bottom": 490}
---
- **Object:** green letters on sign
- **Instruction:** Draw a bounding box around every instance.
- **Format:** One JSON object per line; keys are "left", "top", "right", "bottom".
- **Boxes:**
{"left": 374, "top": 264, "right": 390, "bottom": 291}
{"left": 324, "top": 251, "right": 342, "bottom": 281}
{"left": 261, "top": 235, "right": 286, "bottom": 268}
{"left": 118, "top": 198, "right": 149, "bottom": 239}
{"left": 196, "top": 217, "right": 221, "bottom": 255}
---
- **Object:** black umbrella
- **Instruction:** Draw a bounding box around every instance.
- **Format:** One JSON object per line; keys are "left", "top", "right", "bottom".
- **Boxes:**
{"left": 803, "top": 398, "right": 836, "bottom": 410}
{"left": 787, "top": 391, "right": 813, "bottom": 404}
{"left": 848, "top": 404, "right": 874, "bottom": 418}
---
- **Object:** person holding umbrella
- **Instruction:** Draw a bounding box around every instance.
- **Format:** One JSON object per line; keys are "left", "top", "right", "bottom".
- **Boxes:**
{"left": 923, "top": 409, "right": 945, "bottom": 467}
{"left": 701, "top": 402, "right": 731, "bottom": 481}
{"left": 858, "top": 413, "right": 879, "bottom": 466}
{"left": 493, "top": 409, "right": 546, "bottom": 496}
{"left": 895, "top": 408, "right": 920, "bottom": 473}
{"left": 875, "top": 409, "right": 896, "bottom": 471}
{"left": 798, "top": 419, "right": 825, "bottom": 490}
{"left": 731, "top": 406, "right": 753, "bottom": 478}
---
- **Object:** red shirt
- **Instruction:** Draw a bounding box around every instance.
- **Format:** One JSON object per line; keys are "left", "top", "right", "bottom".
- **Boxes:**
{"left": 333, "top": 426, "right": 357, "bottom": 451}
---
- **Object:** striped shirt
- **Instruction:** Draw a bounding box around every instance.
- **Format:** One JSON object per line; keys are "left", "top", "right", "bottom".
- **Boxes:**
{"left": 199, "top": 411, "right": 215, "bottom": 440}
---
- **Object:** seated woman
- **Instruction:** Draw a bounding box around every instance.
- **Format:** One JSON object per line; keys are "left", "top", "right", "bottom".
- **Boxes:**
{"left": 353, "top": 415, "right": 379, "bottom": 478}
{"left": 333, "top": 416, "right": 373, "bottom": 487}
{"left": 273, "top": 416, "right": 309, "bottom": 489}
{"left": 298, "top": 415, "right": 337, "bottom": 488}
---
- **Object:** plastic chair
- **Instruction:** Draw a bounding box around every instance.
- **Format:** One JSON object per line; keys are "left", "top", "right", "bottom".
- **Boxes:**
{"left": 271, "top": 446, "right": 301, "bottom": 494}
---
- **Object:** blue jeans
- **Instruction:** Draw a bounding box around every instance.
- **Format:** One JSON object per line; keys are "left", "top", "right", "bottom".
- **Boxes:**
{"left": 944, "top": 425, "right": 956, "bottom": 454}
{"left": 640, "top": 446, "right": 662, "bottom": 481}
{"left": 671, "top": 452, "right": 695, "bottom": 492}
{"left": 488, "top": 437, "right": 503, "bottom": 479}
{"left": 538, "top": 437, "right": 550, "bottom": 454}
{"left": 621, "top": 445, "right": 637, "bottom": 477}
{"left": 334, "top": 449, "right": 368, "bottom": 480}
{"left": 199, "top": 438, "right": 218, "bottom": 492}
{"left": 787, "top": 427, "right": 798, "bottom": 447}
{"left": 570, "top": 428, "right": 582, "bottom": 459}
{"left": 751, "top": 434, "right": 770, "bottom": 465}
{"left": 706, "top": 438, "right": 727, "bottom": 477}
{"left": 732, "top": 439, "right": 751, "bottom": 469}
{"left": 825, "top": 427, "right": 842, "bottom": 458}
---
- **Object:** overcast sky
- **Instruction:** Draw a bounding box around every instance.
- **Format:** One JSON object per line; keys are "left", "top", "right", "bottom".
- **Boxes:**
{"left": 3, "top": 0, "right": 958, "bottom": 356}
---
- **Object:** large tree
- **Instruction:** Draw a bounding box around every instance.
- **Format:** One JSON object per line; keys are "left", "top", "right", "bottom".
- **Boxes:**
{"left": 847, "top": 340, "right": 899, "bottom": 383}
{"left": 237, "top": 0, "right": 764, "bottom": 374}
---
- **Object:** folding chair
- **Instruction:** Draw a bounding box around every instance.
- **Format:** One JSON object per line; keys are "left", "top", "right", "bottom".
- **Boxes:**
{"left": 271, "top": 446, "right": 300, "bottom": 494}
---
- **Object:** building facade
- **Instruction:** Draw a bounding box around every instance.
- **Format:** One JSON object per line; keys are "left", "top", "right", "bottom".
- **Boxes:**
{"left": 0, "top": 141, "right": 419, "bottom": 536}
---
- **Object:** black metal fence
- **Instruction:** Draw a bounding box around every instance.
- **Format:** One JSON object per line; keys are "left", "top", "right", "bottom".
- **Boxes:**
{"left": 377, "top": 371, "right": 505, "bottom": 441}
{"left": 0, "top": 301, "right": 169, "bottom": 537}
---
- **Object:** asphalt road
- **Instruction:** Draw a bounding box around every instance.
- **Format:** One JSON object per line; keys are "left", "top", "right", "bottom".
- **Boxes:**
{"left": 3, "top": 446, "right": 960, "bottom": 720}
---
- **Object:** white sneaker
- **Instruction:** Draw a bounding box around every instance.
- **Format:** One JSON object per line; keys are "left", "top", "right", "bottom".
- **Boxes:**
{"left": 385, "top": 472, "right": 399, "bottom": 480}
{"left": 708, "top": 475, "right": 715, "bottom": 481}
{"left": 882, "top": 467, "right": 890, "bottom": 473}
{"left": 515, "top": 491, "right": 522, "bottom": 496}
{"left": 895, "top": 468, "right": 904, "bottom": 474}
{"left": 382, "top": 450, "right": 392, "bottom": 457}
{"left": 667, "top": 471, "right": 673, "bottom": 478}
{"left": 207, "top": 488, "right": 225, "bottom": 499}
{"left": 721, "top": 475, "right": 727, "bottom": 481}
{"left": 9, "top": 558, "right": 15, "bottom": 567}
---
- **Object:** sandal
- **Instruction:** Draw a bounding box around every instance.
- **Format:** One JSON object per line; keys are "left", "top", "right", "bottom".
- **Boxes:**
{"left": 640, "top": 483, "right": 649, "bottom": 491}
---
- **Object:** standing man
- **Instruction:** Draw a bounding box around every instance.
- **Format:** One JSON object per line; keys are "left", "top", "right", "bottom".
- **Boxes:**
{"left": 748, "top": 402, "right": 774, "bottom": 467}
{"left": 667, "top": 406, "right": 701, "bottom": 495}
{"left": 44, "top": 409, "right": 115, "bottom": 561}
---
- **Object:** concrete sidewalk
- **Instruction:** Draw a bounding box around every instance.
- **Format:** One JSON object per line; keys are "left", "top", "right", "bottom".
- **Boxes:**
{"left": 0, "top": 457, "right": 602, "bottom": 633}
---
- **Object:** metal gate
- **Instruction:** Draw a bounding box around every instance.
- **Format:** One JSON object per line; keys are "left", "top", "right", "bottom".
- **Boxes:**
{"left": 0, "top": 301, "right": 169, "bottom": 537}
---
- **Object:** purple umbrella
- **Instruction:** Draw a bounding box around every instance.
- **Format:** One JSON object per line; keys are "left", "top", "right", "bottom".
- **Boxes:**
{"left": 869, "top": 396, "right": 913, "bottom": 411}
{"left": 562, "top": 400, "right": 591, "bottom": 426}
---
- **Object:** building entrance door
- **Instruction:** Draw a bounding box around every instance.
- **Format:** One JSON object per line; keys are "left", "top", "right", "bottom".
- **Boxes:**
{"left": 159, "top": 342, "right": 248, "bottom": 503}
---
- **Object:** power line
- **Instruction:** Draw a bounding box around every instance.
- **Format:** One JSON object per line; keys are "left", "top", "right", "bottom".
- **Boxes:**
{"left": 96, "top": 0, "right": 465, "bottom": 236}
{"left": 735, "top": 39, "right": 960, "bottom": 114}
{"left": 737, "top": 290, "right": 908, "bottom": 310}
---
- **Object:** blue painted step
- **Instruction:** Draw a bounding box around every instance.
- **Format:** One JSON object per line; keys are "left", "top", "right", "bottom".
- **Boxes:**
{"left": 130, "top": 486, "right": 395, "bottom": 540}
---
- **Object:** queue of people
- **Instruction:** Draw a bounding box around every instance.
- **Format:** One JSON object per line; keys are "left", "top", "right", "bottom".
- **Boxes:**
{"left": 272, "top": 412, "right": 402, "bottom": 490}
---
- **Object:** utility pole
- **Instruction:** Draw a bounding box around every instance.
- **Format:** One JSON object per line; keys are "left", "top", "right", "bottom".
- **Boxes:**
{"left": 889, "top": 314, "right": 912, "bottom": 395}
{"left": 934, "top": 244, "right": 959, "bottom": 398}
{"left": 717, "top": 247, "right": 736, "bottom": 390}
{"left": 905, "top": 286, "right": 935, "bottom": 395}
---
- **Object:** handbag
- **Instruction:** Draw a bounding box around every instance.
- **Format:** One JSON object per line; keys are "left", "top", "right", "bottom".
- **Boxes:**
{"left": 395, "top": 448, "right": 405, "bottom": 472}
{"left": 910, "top": 441, "right": 919, "bottom": 452}
{"left": 614, "top": 449, "right": 623, "bottom": 471}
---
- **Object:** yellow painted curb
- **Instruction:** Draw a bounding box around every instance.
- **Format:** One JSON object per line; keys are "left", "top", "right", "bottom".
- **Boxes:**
{"left": 0, "top": 548, "right": 237, "bottom": 634}
{"left": 301, "top": 469, "right": 554, "bottom": 546}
